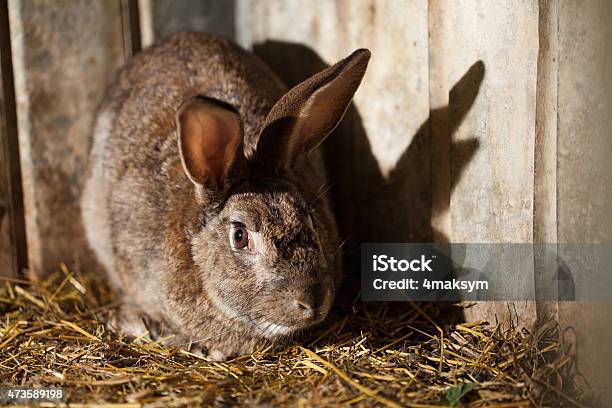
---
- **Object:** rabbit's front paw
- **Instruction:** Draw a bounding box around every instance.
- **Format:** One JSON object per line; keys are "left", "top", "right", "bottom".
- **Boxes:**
{"left": 108, "top": 303, "right": 162, "bottom": 342}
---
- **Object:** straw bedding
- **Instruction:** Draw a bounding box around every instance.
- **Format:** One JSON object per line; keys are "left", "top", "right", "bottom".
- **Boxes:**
{"left": 0, "top": 266, "right": 591, "bottom": 407}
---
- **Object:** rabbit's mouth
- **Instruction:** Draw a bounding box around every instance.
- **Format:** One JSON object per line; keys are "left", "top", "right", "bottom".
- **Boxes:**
{"left": 257, "top": 288, "right": 334, "bottom": 339}
{"left": 258, "top": 318, "right": 325, "bottom": 339}
{"left": 259, "top": 321, "right": 295, "bottom": 338}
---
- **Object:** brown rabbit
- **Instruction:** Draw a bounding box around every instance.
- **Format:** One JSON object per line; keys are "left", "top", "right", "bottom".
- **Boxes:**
{"left": 81, "top": 32, "right": 369, "bottom": 360}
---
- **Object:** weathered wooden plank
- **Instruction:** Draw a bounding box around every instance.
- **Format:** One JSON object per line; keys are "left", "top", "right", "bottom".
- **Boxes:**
{"left": 0, "top": 0, "right": 27, "bottom": 278}
{"left": 533, "top": 0, "right": 559, "bottom": 323}
{"left": 8, "top": 0, "right": 125, "bottom": 276}
{"left": 440, "top": 0, "right": 539, "bottom": 328}
{"left": 428, "top": 0, "right": 451, "bottom": 243}
{"left": 237, "top": 0, "right": 432, "bottom": 277}
{"left": 556, "top": 0, "right": 612, "bottom": 397}
{"left": 121, "top": 0, "right": 142, "bottom": 58}
{"left": 0, "top": 128, "right": 10, "bottom": 277}
{"left": 139, "top": 0, "right": 235, "bottom": 48}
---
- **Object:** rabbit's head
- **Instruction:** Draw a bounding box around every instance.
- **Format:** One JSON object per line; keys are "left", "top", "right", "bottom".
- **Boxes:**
{"left": 176, "top": 49, "right": 370, "bottom": 339}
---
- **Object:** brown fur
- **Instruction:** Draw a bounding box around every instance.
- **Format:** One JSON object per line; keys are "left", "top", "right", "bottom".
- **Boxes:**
{"left": 81, "top": 32, "right": 369, "bottom": 359}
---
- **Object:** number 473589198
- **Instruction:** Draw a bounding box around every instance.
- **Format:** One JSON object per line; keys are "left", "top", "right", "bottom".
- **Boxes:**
{"left": 1, "top": 387, "right": 66, "bottom": 403}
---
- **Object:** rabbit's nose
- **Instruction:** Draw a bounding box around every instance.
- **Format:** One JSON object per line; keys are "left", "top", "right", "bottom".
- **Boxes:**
{"left": 294, "top": 284, "right": 324, "bottom": 321}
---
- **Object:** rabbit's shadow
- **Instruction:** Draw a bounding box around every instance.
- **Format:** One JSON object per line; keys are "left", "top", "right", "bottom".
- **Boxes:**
{"left": 254, "top": 42, "right": 484, "bottom": 320}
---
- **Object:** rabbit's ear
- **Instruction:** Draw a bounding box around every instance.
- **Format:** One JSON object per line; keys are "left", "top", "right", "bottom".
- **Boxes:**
{"left": 177, "top": 97, "right": 243, "bottom": 192}
{"left": 255, "top": 48, "right": 370, "bottom": 170}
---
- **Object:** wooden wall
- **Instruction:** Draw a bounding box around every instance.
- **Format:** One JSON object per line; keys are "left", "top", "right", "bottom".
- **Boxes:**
{"left": 0, "top": 0, "right": 610, "bottom": 393}
{"left": 138, "top": 0, "right": 234, "bottom": 47}
{"left": 555, "top": 0, "right": 612, "bottom": 395}
{"left": 6, "top": 0, "right": 125, "bottom": 275}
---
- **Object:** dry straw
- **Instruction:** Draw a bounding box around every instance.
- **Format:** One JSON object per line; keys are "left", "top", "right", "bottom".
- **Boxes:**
{"left": 0, "top": 265, "right": 591, "bottom": 407}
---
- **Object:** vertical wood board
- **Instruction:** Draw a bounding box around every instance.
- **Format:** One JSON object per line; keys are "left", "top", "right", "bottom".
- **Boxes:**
{"left": 8, "top": 0, "right": 125, "bottom": 275}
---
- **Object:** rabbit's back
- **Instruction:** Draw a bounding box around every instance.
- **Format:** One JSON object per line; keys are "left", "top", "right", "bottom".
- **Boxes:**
{"left": 82, "top": 33, "right": 286, "bottom": 296}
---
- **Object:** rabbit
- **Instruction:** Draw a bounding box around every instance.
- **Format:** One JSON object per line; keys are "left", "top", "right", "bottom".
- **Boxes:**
{"left": 81, "top": 32, "right": 370, "bottom": 360}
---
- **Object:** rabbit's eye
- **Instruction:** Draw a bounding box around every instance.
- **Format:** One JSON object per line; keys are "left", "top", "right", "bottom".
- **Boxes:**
{"left": 232, "top": 225, "right": 249, "bottom": 249}
{"left": 230, "top": 222, "right": 257, "bottom": 252}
